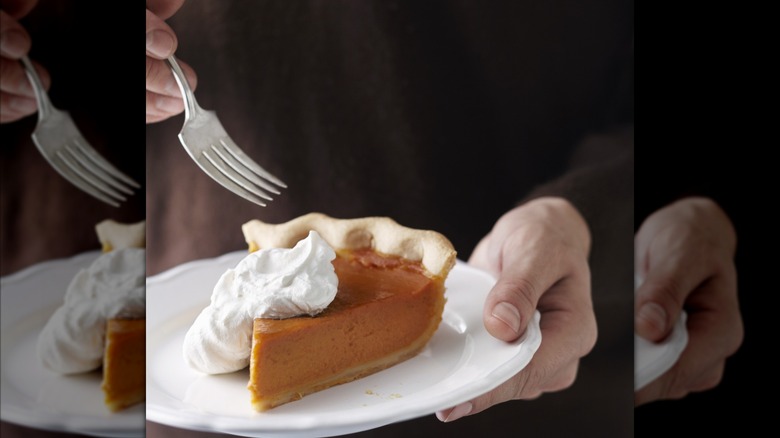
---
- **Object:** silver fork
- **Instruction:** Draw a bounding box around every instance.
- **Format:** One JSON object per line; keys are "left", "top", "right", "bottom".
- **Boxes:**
{"left": 166, "top": 55, "right": 286, "bottom": 207}
{"left": 20, "top": 56, "right": 140, "bottom": 208}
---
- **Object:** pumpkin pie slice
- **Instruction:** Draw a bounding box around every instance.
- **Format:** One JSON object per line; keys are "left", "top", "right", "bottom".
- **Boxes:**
{"left": 96, "top": 219, "right": 146, "bottom": 412}
{"left": 36, "top": 219, "right": 145, "bottom": 412}
{"left": 242, "top": 213, "right": 456, "bottom": 411}
{"left": 102, "top": 318, "right": 145, "bottom": 411}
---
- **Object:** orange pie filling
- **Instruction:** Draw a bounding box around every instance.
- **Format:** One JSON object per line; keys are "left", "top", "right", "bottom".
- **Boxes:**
{"left": 102, "top": 318, "right": 146, "bottom": 412}
{"left": 248, "top": 249, "right": 446, "bottom": 411}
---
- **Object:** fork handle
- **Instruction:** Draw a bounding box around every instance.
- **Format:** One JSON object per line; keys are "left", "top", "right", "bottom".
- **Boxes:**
{"left": 166, "top": 55, "right": 202, "bottom": 120}
{"left": 19, "top": 55, "right": 55, "bottom": 121}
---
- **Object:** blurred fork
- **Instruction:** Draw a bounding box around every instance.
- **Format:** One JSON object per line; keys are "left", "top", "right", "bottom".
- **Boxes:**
{"left": 20, "top": 56, "right": 140, "bottom": 207}
{"left": 166, "top": 55, "right": 286, "bottom": 207}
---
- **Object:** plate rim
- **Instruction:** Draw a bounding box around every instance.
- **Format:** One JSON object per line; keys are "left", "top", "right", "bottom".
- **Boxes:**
{"left": 0, "top": 250, "right": 101, "bottom": 285}
{"left": 634, "top": 311, "right": 689, "bottom": 390}
{"left": 0, "top": 250, "right": 145, "bottom": 438}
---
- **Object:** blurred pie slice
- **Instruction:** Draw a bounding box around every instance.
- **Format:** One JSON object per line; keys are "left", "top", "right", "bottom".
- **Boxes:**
{"left": 242, "top": 213, "right": 456, "bottom": 411}
{"left": 97, "top": 219, "right": 146, "bottom": 412}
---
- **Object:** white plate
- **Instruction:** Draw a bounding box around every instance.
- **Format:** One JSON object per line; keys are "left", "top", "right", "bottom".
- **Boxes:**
{"left": 633, "top": 276, "right": 689, "bottom": 391}
{"left": 0, "top": 251, "right": 145, "bottom": 438}
{"left": 634, "top": 311, "right": 688, "bottom": 390}
{"left": 147, "top": 252, "right": 542, "bottom": 437}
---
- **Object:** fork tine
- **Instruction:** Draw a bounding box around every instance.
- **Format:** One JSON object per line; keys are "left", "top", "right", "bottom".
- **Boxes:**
{"left": 218, "top": 137, "right": 287, "bottom": 188}
{"left": 47, "top": 153, "right": 120, "bottom": 207}
{"left": 210, "top": 142, "right": 281, "bottom": 195}
{"left": 196, "top": 153, "right": 271, "bottom": 207}
{"left": 167, "top": 55, "right": 286, "bottom": 205}
{"left": 66, "top": 142, "right": 135, "bottom": 195}
{"left": 70, "top": 137, "right": 141, "bottom": 189}
{"left": 201, "top": 148, "right": 274, "bottom": 201}
{"left": 58, "top": 149, "right": 128, "bottom": 202}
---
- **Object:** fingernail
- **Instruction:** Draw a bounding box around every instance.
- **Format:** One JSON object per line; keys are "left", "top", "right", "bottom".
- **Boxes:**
{"left": 437, "top": 402, "right": 473, "bottom": 423}
{"left": 0, "top": 30, "right": 29, "bottom": 58}
{"left": 146, "top": 30, "right": 175, "bottom": 58}
{"left": 637, "top": 302, "right": 667, "bottom": 336}
{"left": 492, "top": 301, "right": 521, "bottom": 334}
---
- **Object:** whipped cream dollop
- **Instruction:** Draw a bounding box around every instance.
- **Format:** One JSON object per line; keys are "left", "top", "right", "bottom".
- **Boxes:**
{"left": 183, "top": 230, "right": 338, "bottom": 374}
{"left": 37, "top": 248, "right": 146, "bottom": 374}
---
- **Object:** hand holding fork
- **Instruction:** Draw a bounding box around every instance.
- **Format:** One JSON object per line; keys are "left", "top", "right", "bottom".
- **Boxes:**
{"left": 2, "top": 8, "right": 139, "bottom": 207}
{"left": 146, "top": 7, "right": 285, "bottom": 207}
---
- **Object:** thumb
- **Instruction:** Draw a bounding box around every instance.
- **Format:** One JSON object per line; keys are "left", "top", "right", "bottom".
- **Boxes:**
{"left": 482, "top": 237, "right": 567, "bottom": 342}
{"left": 634, "top": 253, "right": 710, "bottom": 342}
{"left": 483, "top": 277, "right": 538, "bottom": 342}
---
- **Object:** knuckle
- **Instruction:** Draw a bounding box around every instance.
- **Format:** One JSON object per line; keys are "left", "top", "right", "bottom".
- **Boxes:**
{"left": 36, "top": 67, "right": 51, "bottom": 89}
{"left": 580, "top": 317, "right": 598, "bottom": 356}
{"left": 726, "top": 316, "right": 744, "bottom": 357}
{"left": 641, "top": 279, "right": 684, "bottom": 312}
{"left": 710, "top": 256, "right": 735, "bottom": 278}
{"left": 145, "top": 57, "right": 156, "bottom": 83}
{"left": 185, "top": 65, "right": 198, "bottom": 89}
{"left": 0, "top": 59, "right": 24, "bottom": 92}
{"left": 695, "top": 370, "right": 724, "bottom": 392}
{"left": 517, "top": 360, "right": 565, "bottom": 397}
{"left": 662, "top": 365, "right": 695, "bottom": 400}
{"left": 512, "top": 369, "right": 535, "bottom": 399}
{"left": 498, "top": 277, "right": 538, "bottom": 310}
{"left": 145, "top": 57, "right": 170, "bottom": 92}
{"left": 667, "top": 388, "right": 690, "bottom": 400}
{"left": 548, "top": 366, "right": 578, "bottom": 392}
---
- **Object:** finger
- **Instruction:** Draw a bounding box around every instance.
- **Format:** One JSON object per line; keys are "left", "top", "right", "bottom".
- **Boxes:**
{"left": 688, "top": 362, "right": 725, "bottom": 393}
{"left": 0, "top": 91, "right": 36, "bottom": 122}
{"left": 635, "top": 363, "right": 688, "bottom": 405}
{"left": 147, "top": 90, "right": 185, "bottom": 119}
{"left": 146, "top": 113, "right": 173, "bottom": 124}
{"left": 680, "top": 271, "right": 743, "bottom": 363}
{"left": 147, "top": 0, "right": 186, "bottom": 20}
{"left": 146, "top": 9, "right": 178, "bottom": 59}
{"left": 469, "top": 234, "right": 489, "bottom": 262}
{"left": 437, "top": 300, "right": 594, "bottom": 422}
{"left": 497, "top": 281, "right": 594, "bottom": 396}
{"left": 146, "top": 56, "right": 197, "bottom": 98}
{"left": 483, "top": 228, "right": 586, "bottom": 342}
{"left": 436, "top": 355, "right": 580, "bottom": 422}
{"left": 0, "top": 56, "right": 49, "bottom": 97}
{"left": 635, "top": 360, "right": 725, "bottom": 405}
{"left": 634, "top": 243, "right": 715, "bottom": 343}
{"left": 0, "top": 10, "right": 31, "bottom": 59}
{"left": 635, "top": 275, "right": 741, "bottom": 405}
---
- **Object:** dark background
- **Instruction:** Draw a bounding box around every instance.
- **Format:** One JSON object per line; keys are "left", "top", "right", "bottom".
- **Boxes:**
{"left": 0, "top": 1, "right": 145, "bottom": 276}
{"left": 635, "top": 139, "right": 768, "bottom": 435}
{"left": 633, "top": 6, "right": 770, "bottom": 434}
